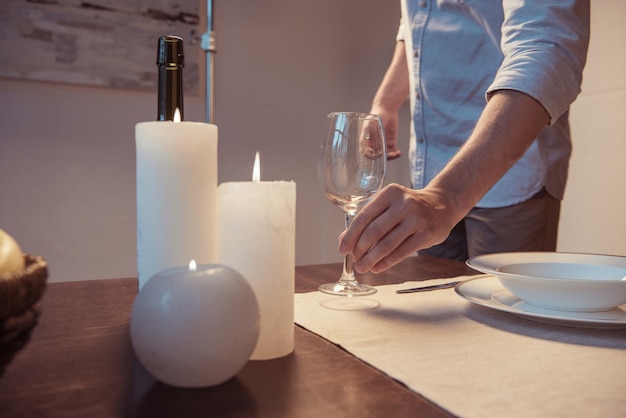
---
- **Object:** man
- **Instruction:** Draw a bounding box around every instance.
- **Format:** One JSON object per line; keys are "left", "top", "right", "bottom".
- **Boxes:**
{"left": 338, "top": 0, "right": 590, "bottom": 273}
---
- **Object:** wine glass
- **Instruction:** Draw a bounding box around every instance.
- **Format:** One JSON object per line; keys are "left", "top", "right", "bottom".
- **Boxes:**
{"left": 318, "top": 112, "right": 386, "bottom": 296}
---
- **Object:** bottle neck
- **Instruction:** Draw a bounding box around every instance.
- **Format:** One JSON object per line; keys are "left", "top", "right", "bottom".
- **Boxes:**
{"left": 157, "top": 64, "right": 184, "bottom": 121}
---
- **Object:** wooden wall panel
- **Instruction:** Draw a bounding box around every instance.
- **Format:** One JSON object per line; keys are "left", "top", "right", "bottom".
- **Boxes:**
{"left": 0, "top": 0, "right": 200, "bottom": 93}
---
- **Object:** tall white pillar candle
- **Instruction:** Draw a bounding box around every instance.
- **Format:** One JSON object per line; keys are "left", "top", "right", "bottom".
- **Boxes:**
{"left": 136, "top": 121, "right": 218, "bottom": 290}
{"left": 217, "top": 153, "right": 296, "bottom": 360}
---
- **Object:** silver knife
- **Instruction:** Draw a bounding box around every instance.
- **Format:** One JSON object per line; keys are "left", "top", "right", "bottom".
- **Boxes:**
{"left": 396, "top": 281, "right": 462, "bottom": 294}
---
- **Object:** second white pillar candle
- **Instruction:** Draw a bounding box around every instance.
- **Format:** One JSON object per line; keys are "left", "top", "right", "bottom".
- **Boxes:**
{"left": 217, "top": 163, "right": 296, "bottom": 360}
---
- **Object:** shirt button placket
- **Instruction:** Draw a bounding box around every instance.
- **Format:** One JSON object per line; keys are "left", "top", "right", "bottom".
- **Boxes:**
{"left": 409, "top": 0, "right": 429, "bottom": 189}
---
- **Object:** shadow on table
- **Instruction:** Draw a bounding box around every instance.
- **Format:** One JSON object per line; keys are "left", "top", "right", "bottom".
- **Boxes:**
{"left": 0, "top": 328, "right": 34, "bottom": 377}
{"left": 0, "top": 303, "right": 42, "bottom": 377}
{"left": 128, "top": 352, "right": 298, "bottom": 417}
{"left": 131, "top": 378, "right": 257, "bottom": 418}
{"left": 128, "top": 359, "right": 257, "bottom": 418}
{"left": 461, "top": 303, "right": 626, "bottom": 349}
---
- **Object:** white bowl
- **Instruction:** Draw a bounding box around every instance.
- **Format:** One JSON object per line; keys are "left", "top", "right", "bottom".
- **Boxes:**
{"left": 467, "top": 252, "right": 626, "bottom": 312}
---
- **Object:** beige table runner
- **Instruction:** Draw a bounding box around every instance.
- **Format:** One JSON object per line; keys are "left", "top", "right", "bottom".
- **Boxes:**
{"left": 294, "top": 276, "right": 626, "bottom": 418}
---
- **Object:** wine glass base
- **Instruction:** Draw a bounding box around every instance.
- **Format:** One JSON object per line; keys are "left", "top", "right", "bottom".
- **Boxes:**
{"left": 318, "top": 281, "right": 377, "bottom": 297}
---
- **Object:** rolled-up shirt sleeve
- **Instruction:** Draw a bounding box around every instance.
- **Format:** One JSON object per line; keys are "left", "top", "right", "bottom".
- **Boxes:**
{"left": 396, "top": 19, "right": 405, "bottom": 42}
{"left": 486, "top": 0, "right": 590, "bottom": 124}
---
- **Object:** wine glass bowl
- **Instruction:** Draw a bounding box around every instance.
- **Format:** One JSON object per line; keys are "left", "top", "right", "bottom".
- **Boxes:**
{"left": 318, "top": 112, "right": 386, "bottom": 296}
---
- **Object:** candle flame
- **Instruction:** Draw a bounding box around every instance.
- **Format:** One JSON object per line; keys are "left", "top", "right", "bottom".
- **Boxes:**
{"left": 252, "top": 152, "right": 261, "bottom": 182}
{"left": 174, "top": 108, "right": 181, "bottom": 123}
{"left": 188, "top": 259, "right": 197, "bottom": 271}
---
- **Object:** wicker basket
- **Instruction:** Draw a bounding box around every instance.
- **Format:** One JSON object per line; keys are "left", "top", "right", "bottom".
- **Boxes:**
{"left": 0, "top": 254, "right": 48, "bottom": 344}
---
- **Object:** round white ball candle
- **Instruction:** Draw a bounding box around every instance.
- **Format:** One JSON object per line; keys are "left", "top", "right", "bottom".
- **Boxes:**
{"left": 130, "top": 262, "right": 260, "bottom": 388}
{"left": 217, "top": 153, "right": 296, "bottom": 360}
{"left": 135, "top": 120, "right": 218, "bottom": 290}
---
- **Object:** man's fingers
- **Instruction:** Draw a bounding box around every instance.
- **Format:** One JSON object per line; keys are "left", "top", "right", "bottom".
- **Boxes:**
{"left": 387, "top": 148, "right": 403, "bottom": 160}
{"left": 338, "top": 199, "right": 387, "bottom": 254}
{"left": 352, "top": 205, "right": 421, "bottom": 273}
{"left": 337, "top": 185, "right": 399, "bottom": 255}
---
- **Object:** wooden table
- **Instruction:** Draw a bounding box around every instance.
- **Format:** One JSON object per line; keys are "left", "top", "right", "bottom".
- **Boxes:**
{"left": 0, "top": 255, "right": 476, "bottom": 417}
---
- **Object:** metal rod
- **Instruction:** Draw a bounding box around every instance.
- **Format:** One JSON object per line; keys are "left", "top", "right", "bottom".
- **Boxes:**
{"left": 201, "top": 0, "right": 216, "bottom": 124}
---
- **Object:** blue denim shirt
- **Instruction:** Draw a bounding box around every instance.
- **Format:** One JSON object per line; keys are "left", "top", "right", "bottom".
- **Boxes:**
{"left": 398, "top": 0, "right": 589, "bottom": 207}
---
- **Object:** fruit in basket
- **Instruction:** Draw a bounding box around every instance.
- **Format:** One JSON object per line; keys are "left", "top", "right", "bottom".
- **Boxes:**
{"left": 0, "top": 229, "right": 24, "bottom": 276}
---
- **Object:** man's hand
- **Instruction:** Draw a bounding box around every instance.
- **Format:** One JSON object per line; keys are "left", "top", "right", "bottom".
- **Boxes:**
{"left": 338, "top": 183, "right": 458, "bottom": 274}
{"left": 373, "top": 107, "right": 402, "bottom": 160}
{"left": 341, "top": 90, "right": 551, "bottom": 274}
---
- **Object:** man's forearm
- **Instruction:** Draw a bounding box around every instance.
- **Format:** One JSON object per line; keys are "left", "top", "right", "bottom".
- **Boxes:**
{"left": 371, "top": 41, "right": 410, "bottom": 113}
{"left": 428, "top": 89, "right": 551, "bottom": 222}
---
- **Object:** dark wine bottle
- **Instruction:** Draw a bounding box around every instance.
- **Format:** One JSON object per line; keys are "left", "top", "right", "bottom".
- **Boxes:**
{"left": 156, "top": 36, "right": 184, "bottom": 121}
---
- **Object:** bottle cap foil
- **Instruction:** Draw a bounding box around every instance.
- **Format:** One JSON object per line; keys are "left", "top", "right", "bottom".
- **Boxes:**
{"left": 157, "top": 36, "right": 184, "bottom": 66}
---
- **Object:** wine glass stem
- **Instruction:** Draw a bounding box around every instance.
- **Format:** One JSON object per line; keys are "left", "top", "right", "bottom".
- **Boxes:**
{"left": 341, "top": 212, "right": 356, "bottom": 282}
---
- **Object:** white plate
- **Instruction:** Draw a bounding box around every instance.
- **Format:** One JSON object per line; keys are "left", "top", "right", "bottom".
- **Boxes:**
{"left": 467, "top": 252, "right": 626, "bottom": 275}
{"left": 466, "top": 252, "right": 626, "bottom": 312}
{"left": 455, "top": 276, "right": 626, "bottom": 328}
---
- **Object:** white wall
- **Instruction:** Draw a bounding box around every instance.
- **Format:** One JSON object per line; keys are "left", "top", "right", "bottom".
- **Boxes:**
{"left": 557, "top": 0, "right": 626, "bottom": 256}
{"left": 1, "top": 1, "right": 622, "bottom": 283}
{"left": 0, "top": 0, "right": 409, "bottom": 282}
